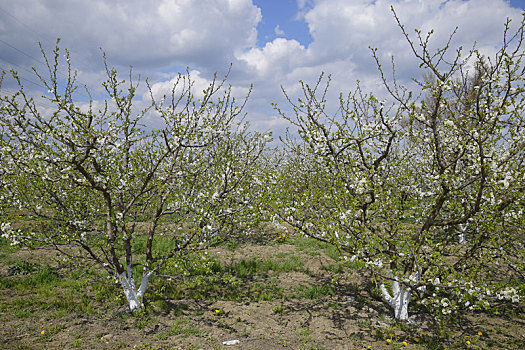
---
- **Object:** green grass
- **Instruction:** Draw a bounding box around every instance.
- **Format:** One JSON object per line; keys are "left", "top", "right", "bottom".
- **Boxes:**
{"left": 131, "top": 234, "right": 177, "bottom": 257}
{"left": 224, "top": 255, "right": 306, "bottom": 278}
{"left": 290, "top": 237, "right": 340, "bottom": 260}
{"left": 294, "top": 284, "right": 335, "bottom": 299}
{"left": 1, "top": 223, "right": 524, "bottom": 349}
{"left": 70, "top": 335, "right": 85, "bottom": 348}
{"left": 321, "top": 263, "right": 344, "bottom": 273}
{"left": 144, "top": 254, "right": 306, "bottom": 302}
{"left": 0, "top": 263, "right": 59, "bottom": 290}
{"left": 166, "top": 318, "right": 207, "bottom": 338}
{"left": 7, "top": 260, "right": 40, "bottom": 275}
{"left": 0, "top": 260, "right": 123, "bottom": 320}
{"left": 0, "top": 237, "right": 20, "bottom": 255}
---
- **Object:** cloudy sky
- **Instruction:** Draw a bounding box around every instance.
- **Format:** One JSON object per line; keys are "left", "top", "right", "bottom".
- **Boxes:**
{"left": 1, "top": 0, "right": 525, "bottom": 135}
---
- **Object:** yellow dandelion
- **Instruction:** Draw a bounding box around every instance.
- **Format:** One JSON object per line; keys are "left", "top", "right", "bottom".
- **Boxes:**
{"left": 389, "top": 333, "right": 394, "bottom": 337}
{"left": 386, "top": 338, "right": 392, "bottom": 343}
{"left": 466, "top": 340, "right": 471, "bottom": 345}
{"left": 49, "top": 322, "right": 53, "bottom": 326}
{"left": 402, "top": 341, "right": 408, "bottom": 346}
{"left": 40, "top": 330, "right": 45, "bottom": 335}
{"left": 367, "top": 346, "right": 372, "bottom": 349}
{"left": 415, "top": 338, "right": 419, "bottom": 342}
{"left": 215, "top": 309, "right": 221, "bottom": 314}
{"left": 478, "top": 331, "right": 483, "bottom": 336}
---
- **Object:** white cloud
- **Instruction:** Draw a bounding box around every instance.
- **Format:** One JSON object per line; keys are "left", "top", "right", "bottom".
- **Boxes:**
{"left": 237, "top": 38, "right": 308, "bottom": 77}
{"left": 237, "top": 0, "right": 524, "bottom": 133}
{"left": 274, "top": 24, "right": 285, "bottom": 36}
{"left": 145, "top": 69, "right": 250, "bottom": 120}
{"left": 0, "top": 0, "right": 261, "bottom": 73}
{"left": 1, "top": 0, "right": 524, "bottom": 135}
{"left": 302, "top": 0, "right": 523, "bottom": 77}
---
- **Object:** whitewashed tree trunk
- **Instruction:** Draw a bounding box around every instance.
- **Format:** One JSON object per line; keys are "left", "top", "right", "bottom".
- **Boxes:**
{"left": 458, "top": 224, "right": 467, "bottom": 244}
{"left": 380, "top": 274, "right": 411, "bottom": 321}
{"left": 118, "top": 266, "right": 154, "bottom": 312}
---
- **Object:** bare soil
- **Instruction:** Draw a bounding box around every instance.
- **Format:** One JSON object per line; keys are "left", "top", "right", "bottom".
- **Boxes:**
{"left": 1, "top": 239, "right": 524, "bottom": 349}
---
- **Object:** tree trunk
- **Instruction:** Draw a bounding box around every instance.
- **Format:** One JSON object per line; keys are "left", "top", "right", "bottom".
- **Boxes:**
{"left": 118, "top": 266, "right": 154, "bottom": 312}
{"left": 458, "top": 224, "right": 467, "bottom": 244}
{"left": 380, "top": 274, "right": 411, "bottom": 321}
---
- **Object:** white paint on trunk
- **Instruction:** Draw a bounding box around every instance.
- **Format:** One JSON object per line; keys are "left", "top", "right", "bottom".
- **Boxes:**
{"left": 458, "top": 224, "right": 467, "bottom": 244}
{"left": 118, "top": 265, "right": 154, "bottom": 312}
{"left": 380, "top": 273, "right": 411, "bottom": 321}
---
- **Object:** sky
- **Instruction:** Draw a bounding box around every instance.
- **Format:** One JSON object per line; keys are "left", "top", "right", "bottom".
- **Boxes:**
{"left": 1, "top": 0, "right": 525, "bottom": 135}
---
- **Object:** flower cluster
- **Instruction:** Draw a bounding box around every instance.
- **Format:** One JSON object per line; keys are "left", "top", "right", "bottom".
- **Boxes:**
{"left": 495, "top": 287, "right": 520, "bottom": 303}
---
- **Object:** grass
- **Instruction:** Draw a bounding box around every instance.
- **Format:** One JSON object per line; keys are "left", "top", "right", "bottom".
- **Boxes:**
{"left": 294, "top": 284, "right": 335, "bottom": 299}
{"left": 1, "top": 263, "right": 59, "bottom": 290}
{"left": 1, "top": 232, "right": 524, "bottom": 349}
{"left": 166, "top": 318, "right": 207, "bottom": 338}
{"left": 0, "top": 257, "right": 123, "bottom": 322}
{"left": 224, "top": 255, "right": 307, "bottom": 277}
{"left": 290, "top": 237, "right": 340, "bottom": 260}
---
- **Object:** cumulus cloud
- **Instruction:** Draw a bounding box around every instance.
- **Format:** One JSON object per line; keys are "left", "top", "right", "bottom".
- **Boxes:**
{"left": 0, "top": 0, "right": 261, "bottom": 73}
{"left": 297, "top": 0, "right": 523, "bottom": 80}
{"left": 237, "top": 38, "right": 309, "bottom": 77}
{"left": 146, "top": 68, "right": 250, "bottom": 105}
{"left": 237, "top": 0, "right": 524, "bottom": 132}
{"left": 274, "top": 24, "right": 285, "bottom": 36}
{"left": 1, "top": 0, "right": 524, "bottom": 135}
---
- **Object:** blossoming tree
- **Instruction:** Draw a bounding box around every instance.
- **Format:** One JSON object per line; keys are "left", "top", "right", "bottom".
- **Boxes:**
{"left": 271, "top": 11, "right": 525, "bottom": 321}
{"left": 0, "top": 43, "right": 270, "bottom": 311}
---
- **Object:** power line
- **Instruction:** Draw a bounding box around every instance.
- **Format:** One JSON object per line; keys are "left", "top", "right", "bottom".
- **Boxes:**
{"left": 0, "top": 38, "right": 94, "bottom": 101}
{"left": 0, "top": 5, "right": 161, "bottom": 105}
{"left": 0, "top": 5, "right": 48, "bottom": 45}
{"left": 0, "top": 89, "right": 56, "bottom": 110}
{"left": 0, "top": 59, "right": 49, "bottom": 91}
{"left": 0, "top": 38, "right": 45, "bottom": 67}
{"left": 0, "top": 8, "right": 94, "bottom": 100}
{"left": 0, "top": 55, "right": 38, "bottom": 76}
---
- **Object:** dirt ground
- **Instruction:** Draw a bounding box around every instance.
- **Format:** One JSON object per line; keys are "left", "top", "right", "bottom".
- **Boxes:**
{"left": 1, "top": 241, "right": 524, "bottom": 349}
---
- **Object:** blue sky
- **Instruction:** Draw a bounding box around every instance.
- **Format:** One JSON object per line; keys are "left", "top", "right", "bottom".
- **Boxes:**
{"left": 255, "top": 0, "right": 525, "bottom": 48}
{"left": 1, "top": 0, "right": 525, "bottom": 134}
{"left": 253, "top": 0, "right": 312, "bottom": 46}
{"left": 510, "top": 0, "right": 525, "bottom": 9}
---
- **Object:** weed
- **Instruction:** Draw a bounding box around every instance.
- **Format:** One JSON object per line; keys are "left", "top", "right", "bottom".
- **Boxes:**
{"left": 156, "top": 331, "right": 168, "bottom": 341}
{"left": 291, "top": 237, "right": 339, "bottom": 260}
{"left": 252, "top": 283, "right": 283, "bottom": 301}
{"left": 357, "top": 319, "right": 371, "bottom": 327}
{"left": 8, "top": 261, "right": 39, "bottom": 275}
{"left": 374, "top": 328, "right": 385, "bottom": 341}
{"left": 371, "top": 287, "right": 383, "bottom": 300}
{"left": 295, "top": 284, "right": 334, "bottom": 299}
{"left": 273, "top": 305, "right": 284, "bottom": 314}
{"left": 32, "top": 265, "right": 59, "bottom": 284}
{"left": 167, "top": 318, "right": 206, "bottom": 338}
{"left": 321, "top": 263, "right": 344, "bottom": 273}
{"left": 0, "top": 237, "right": 19, "bottom": 254}
{"left": 70, "top": 335, "right": 84, "bottom": 348}
{"left": 328, "top": 301, "right": 339, "bottom": 309}
{"left": 225, "top": 255, "right": 305, "bottom": 279}
{"left": 344, "top": 259, "right": 366, "bottom": 270}
{"left": 297, "top": 327, "right": 312, "bottom": 343}
{"left": 134, "top": 316, "right": 151, "bottom": 330}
